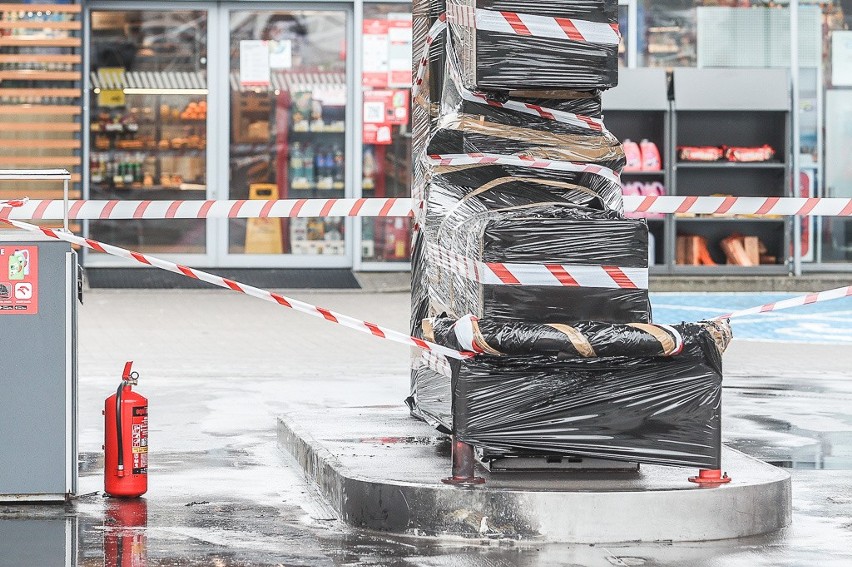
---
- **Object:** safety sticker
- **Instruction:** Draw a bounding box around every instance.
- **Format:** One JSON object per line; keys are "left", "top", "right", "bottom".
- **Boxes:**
{"left": 0, "top": 245, "right": 38, "bottom": 315}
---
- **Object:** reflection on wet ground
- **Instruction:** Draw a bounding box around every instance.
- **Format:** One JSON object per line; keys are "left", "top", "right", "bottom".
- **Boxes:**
{"left": 3, "top": 372, "right": 851, "bottom": 567}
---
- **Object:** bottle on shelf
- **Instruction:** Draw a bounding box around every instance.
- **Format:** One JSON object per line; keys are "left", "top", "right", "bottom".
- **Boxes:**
{"left": 640, "top": 139, "right": 662, "bottom": 171}
{"left": 332, "top": 145, "right": 345, "bottom": 187}
{"left": 303, "top": 144, "right": 315, "bottom": 186}
{"left": 623, "top": 139, "right": 642, "bottom": 172}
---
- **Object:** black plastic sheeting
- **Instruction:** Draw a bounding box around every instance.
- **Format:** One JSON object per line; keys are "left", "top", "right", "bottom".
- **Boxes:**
{"left": 449, "top": 322, "right": 724, "bottom": 468}
{"left": 425, "top": 199, "right": 650, "bottom": 324}
{"left": 447, "top": 0, "right": 619, "bottom": 90}
{"left": 429, "top": 316, "right": 733, "bottom": 359}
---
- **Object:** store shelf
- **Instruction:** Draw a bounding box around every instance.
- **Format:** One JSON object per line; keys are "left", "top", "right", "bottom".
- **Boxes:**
{"left": 0, "top": 87, "right": 80, "bottom": 98}
{"left": 674, "top": 217, "right": 785, "bottom": 223}
{"left": 0, "top": 104, "right": 80, "bottom": 115}
{"left": 2, "top": 121, "right": 80, "bottom": 132}
{"left": 0, "top": 53, "right": 80, "bottom": 65}
{"left": 0, "top": 20, "right": 81, "bottom": 31}
{"left": 0, "top": 139, "right": 80, "bottom": 150}
{"left": 676, "top": 161, "right": 785, "bottom": 169}
{"left": 621, "top": 170, "right": 665, "bottom": 176}
{"left": 0, "top": 155, "right": 79, "bottom": 166}
{"left": 671, "top": 265, "right": 789, "bottom": 275}
{"left": 0, "top": 37, "right": 80, "bottom": 48}
{"left": 0, "top": 3, "right": 81, "bottom": 12}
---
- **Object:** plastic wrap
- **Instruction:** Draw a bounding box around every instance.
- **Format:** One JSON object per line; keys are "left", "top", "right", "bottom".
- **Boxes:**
{"left": 425, "top": 194, "right": 650, "bottom": 324}
{"left": 446, "top": 0, "right": 620, "bottom": 90}
{"left": 428, "top": 114, "right": 625, "bottom": 173}
{"left": 427, "top": 316, "right": 733, "bottom": 359}
{"left": 451, "top": 322, "right": 724, "bottom": 468}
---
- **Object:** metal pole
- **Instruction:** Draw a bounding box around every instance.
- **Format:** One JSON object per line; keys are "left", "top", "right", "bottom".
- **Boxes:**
{"left": 791, "top": 0, "right": 802, "bottom": 276}
{"left": 63, "top": 177, "right": 69, "bottom": 232}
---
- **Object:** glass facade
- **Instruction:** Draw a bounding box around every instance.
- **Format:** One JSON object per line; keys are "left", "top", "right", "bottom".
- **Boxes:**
{"left": 74, "top": 1, "right": 852, "bottom": 271}
{"left": 361, "top": 2, "right": 413, "bottom": 265}
{"left": 227, "top": 9, "right": 348, "bottom": 256}
{"left": 89, "top": 9, "right": 208, "bottom": 254}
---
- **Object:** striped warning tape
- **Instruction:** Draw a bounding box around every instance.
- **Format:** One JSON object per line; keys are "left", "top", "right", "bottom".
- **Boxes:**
{"left": 458, "top": 89, "right": 606, "bottom": 132}
{"left": 446, "top": 3, "right": 620, "bottom": 45}
{"left": 428, "top": 153, "right": 621, "bottom": 185}
{"left": 414, "top": 349, "right": 453, "bottom": 378}
{"left": 413, "top": 16, "right": 606, "bottom": 133}
{"left": 3, "top": 196, "right": 852, "bottom": 220}
{"left": 428, "top": 243, "right": 647, "bottom": 289}
{"left": 717, "top": 286, "right": 852, "bottom": 320}
{"left": 624, "top": 195, "right": 852, "bottom": 217}
{"left": 0, "top": 214, "right": 472, "bottom": 361}
{"left": 0, "top": 197, "right": 414, "bottom": 220}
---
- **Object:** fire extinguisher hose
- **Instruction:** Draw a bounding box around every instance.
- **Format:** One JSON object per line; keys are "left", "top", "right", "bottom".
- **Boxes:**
{"left": 115, "top": 382, "right": 125, "bottom": 475}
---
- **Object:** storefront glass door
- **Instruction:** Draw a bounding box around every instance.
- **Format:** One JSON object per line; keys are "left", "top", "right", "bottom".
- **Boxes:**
{"left": 221, "top": 4, "right": 353, "bottom": 266}
{"left": 86, "top": 3, "right": 213, "bottom": 264}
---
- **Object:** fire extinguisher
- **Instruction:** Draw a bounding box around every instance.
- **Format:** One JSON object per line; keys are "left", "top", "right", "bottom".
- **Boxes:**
{"left": 104, "top": 361, "right": 148, "bottom": 498}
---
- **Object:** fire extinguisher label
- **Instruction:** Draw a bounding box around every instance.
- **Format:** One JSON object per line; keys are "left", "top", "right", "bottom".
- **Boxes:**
{"left": 131, "top": 406, "right": 148, "bottom": 475}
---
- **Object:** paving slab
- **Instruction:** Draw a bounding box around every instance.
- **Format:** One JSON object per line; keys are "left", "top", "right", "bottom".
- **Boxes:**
{"left": 277, "top": 405, "right": 792, "bottom": 544}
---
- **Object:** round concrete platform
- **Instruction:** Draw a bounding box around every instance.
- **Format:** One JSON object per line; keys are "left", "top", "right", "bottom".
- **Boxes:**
{"left": 277, "top": 407, "right": 791, "bottom": 543}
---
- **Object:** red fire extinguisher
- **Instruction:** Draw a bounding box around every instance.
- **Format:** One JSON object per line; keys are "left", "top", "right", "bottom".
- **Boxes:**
{"left": 104, "top": 361, "right": 148, "bottom": 498}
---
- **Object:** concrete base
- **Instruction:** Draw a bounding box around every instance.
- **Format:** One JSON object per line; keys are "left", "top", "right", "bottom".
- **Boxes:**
{"left": 277, "top": 406, "right": 792, "bottom": 543}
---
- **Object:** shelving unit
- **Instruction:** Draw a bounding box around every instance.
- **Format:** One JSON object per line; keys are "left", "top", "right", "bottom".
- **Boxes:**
{"left": 671, "top": 68, "right": 791, "bottom": 274}
{"left": 0, "top": 2, "right": 83, "bottom": 203}
{"left": 602, "top": 68, "right": 671, "bottom": 272}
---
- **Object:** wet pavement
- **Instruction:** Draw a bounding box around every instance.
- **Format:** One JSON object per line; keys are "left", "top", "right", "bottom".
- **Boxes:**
{"left": 1, "top": 290, "right": 851, "bottom": 566}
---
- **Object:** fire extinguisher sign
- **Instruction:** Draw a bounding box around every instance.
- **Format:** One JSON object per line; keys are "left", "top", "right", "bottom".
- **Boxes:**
{"left": 0, "top": 245, "right": 38, "bottom": 315}
{"left": 131, "top": 406, "right": 148, "bottom": 475}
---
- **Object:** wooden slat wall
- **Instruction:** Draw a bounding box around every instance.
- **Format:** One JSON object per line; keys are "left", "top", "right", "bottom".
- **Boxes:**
{"left": 0, "top": 1, "right": 82, "bottom": 203}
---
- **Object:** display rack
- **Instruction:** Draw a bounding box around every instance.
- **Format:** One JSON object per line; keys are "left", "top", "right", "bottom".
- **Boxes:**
{"left": 0, "top": 2, "right": 82, "bottom": 204}
{"left": 602, "top": 68, "right": 671, "bottom": 273}
{"left": 671, "top": 68, "right": 791, "bottom": 274}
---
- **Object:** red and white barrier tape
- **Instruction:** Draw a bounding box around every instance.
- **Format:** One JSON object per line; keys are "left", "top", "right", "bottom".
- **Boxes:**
{"left": 624, "top": 195, "right": 852, "bottom": 217}
{"left": 429, "top": 243, "right": 647, "bottom": 289}
{"left": 0, "top": 214, "right": 471, "bottom": 361}
{"left": 413, "top": 16, "right": 605, "bottom": 133}
{"left": 717, "top": 286, "right": 852, "bottom": 320}
{"left": 446, "top": 3, "right": 620, "bottom": 45}
{"left": 459, "top": 90, "right": 606, "bottom": 132}
{"left": 0, "top": 197, "right": 413, "bottom": 221}
{"left": 414, "top": 349, "right": 453, "bottom": 378}
{"left": 3, "top": 196, "right": 852, "bottom": 220}
{"left": 412, "top": 16, "right": 447, "bottom": 97}
{"left": 428, "top": 153, "right": 621, "bottom": 185}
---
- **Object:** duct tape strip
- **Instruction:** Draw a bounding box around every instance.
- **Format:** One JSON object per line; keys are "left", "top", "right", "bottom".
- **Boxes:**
{"left": 446, "top": 3, "right": 620, "bottom": 45}
{"left": 428, "top": 153, "right": 621, "bottom": 185}
{"left": 0, "top": 213, "right": 472, "bottom": 361}
{"left": 0, "top": 197, "right": 414, "bottom": 221}
{"left": 4, "top": 196, "right": 852, "bottom": 220}
{"left": 428, "top": 243, "right": 648, "bottom": 289}
{"left": 624, "top": 195, "right": 852, "bottom": 217}
{"left": 717, "top": 286, "right": 852, "bottom": 320}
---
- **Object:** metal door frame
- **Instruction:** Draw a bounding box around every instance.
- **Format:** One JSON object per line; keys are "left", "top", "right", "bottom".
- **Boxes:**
{"left": 83, "top": 1, "right": 219, "bottom": 267}
{"left": 217, "top": 1, "right": 356, "bottom": 268}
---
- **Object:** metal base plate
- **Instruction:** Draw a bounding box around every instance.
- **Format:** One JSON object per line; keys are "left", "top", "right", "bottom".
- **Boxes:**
{"left": 487, "top": 456, "right": 640, "bottom": 473}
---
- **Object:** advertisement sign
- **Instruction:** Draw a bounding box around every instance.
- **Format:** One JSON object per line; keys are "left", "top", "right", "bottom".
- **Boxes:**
{"left": 239, "top": 40, "right": 271, "bottom": 87}
{"left": 387, "top": 18, "right": 413, "bottom": 87}
{"left": 0, "top": 245, "right": 38, "bottom": 315}
{"left": 363, "top": 19, "right": 390, "bottom": 87}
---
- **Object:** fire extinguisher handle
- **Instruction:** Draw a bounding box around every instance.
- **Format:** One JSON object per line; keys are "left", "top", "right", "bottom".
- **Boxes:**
{"left": 122, "top": 361, "right": 134, "bottom": 380}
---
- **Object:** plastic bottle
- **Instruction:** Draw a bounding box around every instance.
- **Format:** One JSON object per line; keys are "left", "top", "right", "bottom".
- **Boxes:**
{"left": 303, "top": 144, "right": 315, "bottom": 184}
{"left": 640, "top": 139, "right": 662, "bottom": 171}
{"left": 289, "top": 143, "right": 303, "bottom": 184}
{"left": 623, "top": 139, "right": 641, "bottom": 171}
{"left": 333, "top": 145, "right": 345, "bottom": 183}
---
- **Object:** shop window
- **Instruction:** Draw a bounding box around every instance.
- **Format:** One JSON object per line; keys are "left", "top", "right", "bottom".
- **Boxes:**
{"left": 228, "top": 10, "right": 347, "bottom": 256}
{"left": 361, "top": 3, "right": 413, "bottom": 264}
{"left": 88, "top": 9, "right": 208, "bottom": 254}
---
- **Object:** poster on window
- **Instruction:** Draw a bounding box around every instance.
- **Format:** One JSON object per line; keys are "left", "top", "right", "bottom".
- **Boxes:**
{"left": 387, "top": 18, "right": 413, "bottom": 87}
{"left": 363, "top": 19, "right": 390, "bottom": 88}
{"left": 240, "top": 40, "right": 271, "bottom": 87}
